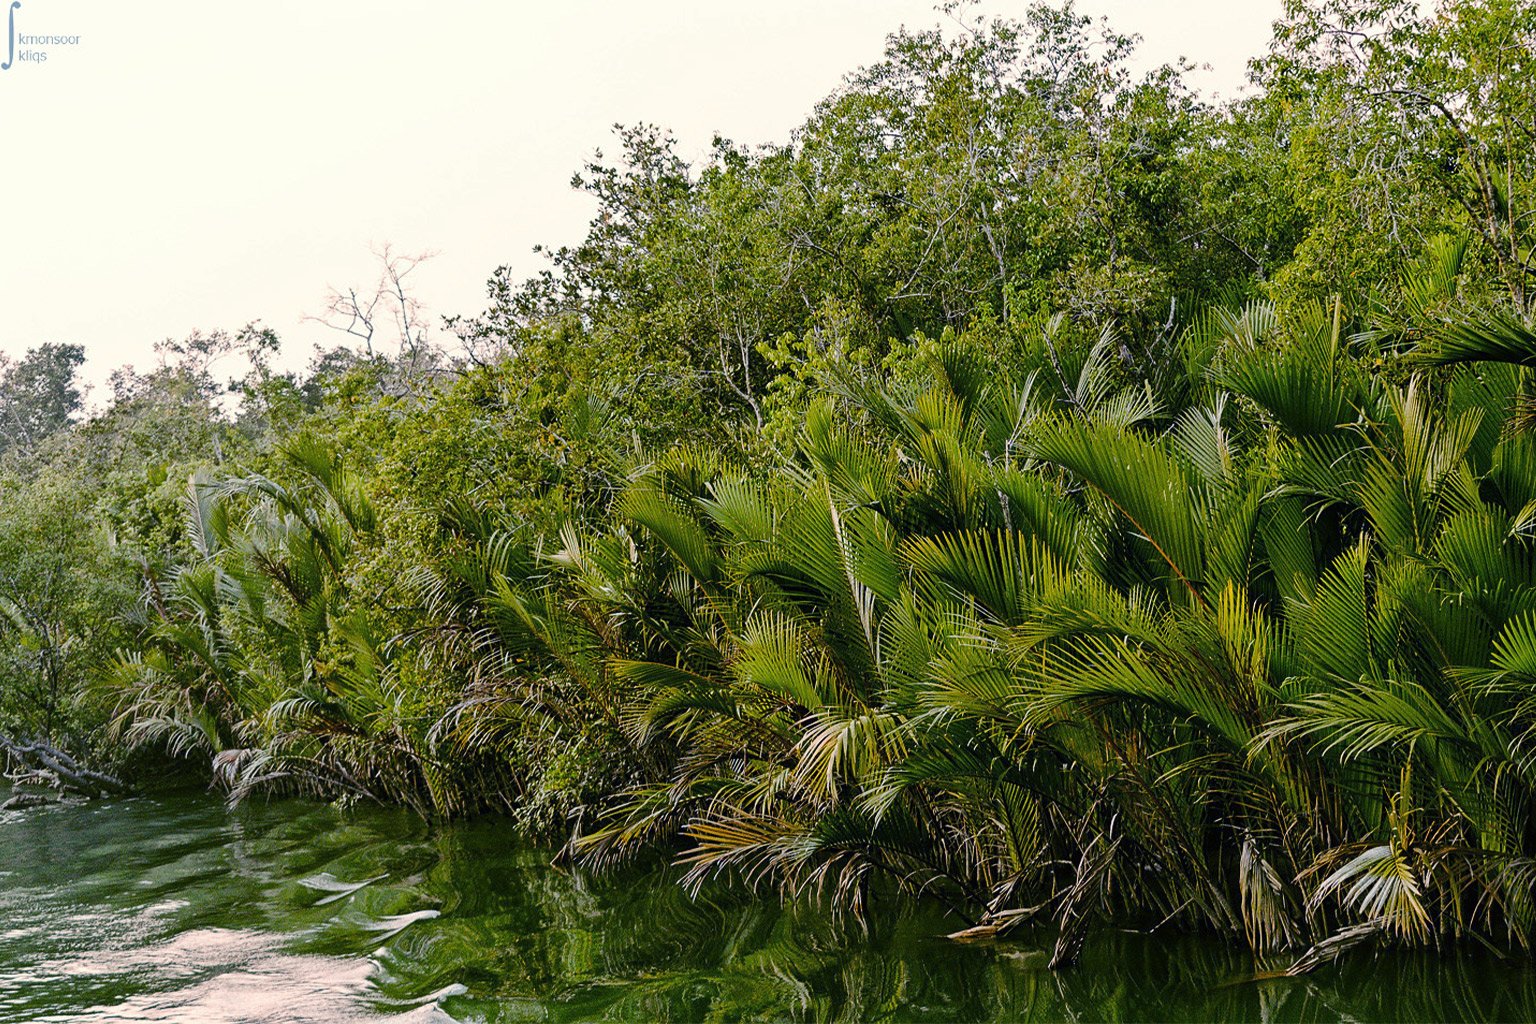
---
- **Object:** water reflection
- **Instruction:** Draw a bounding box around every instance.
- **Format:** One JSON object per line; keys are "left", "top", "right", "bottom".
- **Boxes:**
{"left": 0, "top": 794, "right": 1532, "bottom": 1022}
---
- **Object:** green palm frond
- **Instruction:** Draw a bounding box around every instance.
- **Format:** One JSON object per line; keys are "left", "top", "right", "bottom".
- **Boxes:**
{"left": 1031, "top": 415, "right": 1206, "bottom": 601}
{"left": 1413, "top": 309, "right": 1536, "bottom": 367}
{"left": 621, "top": 480, "right": 719, "bottom": 583}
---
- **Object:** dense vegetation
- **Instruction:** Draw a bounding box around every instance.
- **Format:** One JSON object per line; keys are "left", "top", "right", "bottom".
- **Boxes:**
{"left": 5, "top": 0, "right": 1536, "bottom": 973}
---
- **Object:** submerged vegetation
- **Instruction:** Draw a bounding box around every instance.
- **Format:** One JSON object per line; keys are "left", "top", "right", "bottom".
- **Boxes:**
{"left": 5, "top": 0, "right": 1536, "bottom": 975}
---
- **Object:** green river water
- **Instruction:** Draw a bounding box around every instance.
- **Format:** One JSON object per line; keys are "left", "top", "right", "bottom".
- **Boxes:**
{"left": 2, "top": 793, "right": 1535, "bottom": 1022}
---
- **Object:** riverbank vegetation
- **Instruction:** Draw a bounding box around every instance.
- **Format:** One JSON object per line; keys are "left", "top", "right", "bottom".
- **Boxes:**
{"left": 4, "top": 0, "right": 1536, "bottom": 972}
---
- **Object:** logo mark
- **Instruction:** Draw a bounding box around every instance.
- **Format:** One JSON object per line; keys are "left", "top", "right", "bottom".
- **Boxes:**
{"left": 1, "top": 2, "right": 18, "bottom": 72}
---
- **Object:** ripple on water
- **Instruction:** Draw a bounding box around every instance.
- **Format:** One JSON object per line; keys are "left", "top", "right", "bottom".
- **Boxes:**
{"left": 9, "top": 924, "right": 461, "bottom": 1023}
{"left": 6, "top": 793, "right": 1536, "bottom": 1023}
{"left": 41, "top": 945, "right": 426, "bottom": 1023}
{"left": 299, "top": 872, "right": 387, "bottom": 906}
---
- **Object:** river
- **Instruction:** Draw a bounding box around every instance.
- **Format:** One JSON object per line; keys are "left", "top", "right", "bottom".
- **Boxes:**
{"left": 2, "top": 793, "right": 1534, "bottom": 1022}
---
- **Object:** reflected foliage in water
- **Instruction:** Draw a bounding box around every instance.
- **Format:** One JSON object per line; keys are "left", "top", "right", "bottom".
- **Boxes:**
{"left": 0, "top": 795, "right": 1532, "bottom": 1022}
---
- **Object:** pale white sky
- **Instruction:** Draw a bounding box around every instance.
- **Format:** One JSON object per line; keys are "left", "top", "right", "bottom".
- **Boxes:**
{"left": 0, "top": 1, "right": 1283, "bottom": 397}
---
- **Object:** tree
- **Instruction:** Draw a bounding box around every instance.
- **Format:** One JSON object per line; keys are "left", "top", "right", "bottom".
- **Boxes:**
{"left": 1259, "top": 0, "right": 1536, "bottom": 312}
{"left": 308, "top": 244, "right": 443, "bottom": 381}
{"left": 0, "top": 474, "right": 130, "bottom": 743}
{"left": 0, "top": 343, "right": 85, "bottom": 456}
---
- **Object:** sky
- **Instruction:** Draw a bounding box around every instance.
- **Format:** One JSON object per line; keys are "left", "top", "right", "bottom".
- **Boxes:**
{"left": 0, "top": 0, "right": 1284, "bottom": 400}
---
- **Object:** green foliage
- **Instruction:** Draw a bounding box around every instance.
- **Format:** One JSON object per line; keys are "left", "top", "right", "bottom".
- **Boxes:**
{"left": 0, "top": 343, "right": 85, "bottom": 456}
{"left": 10, "top": 0, "right": 1536, "bottom": 974}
